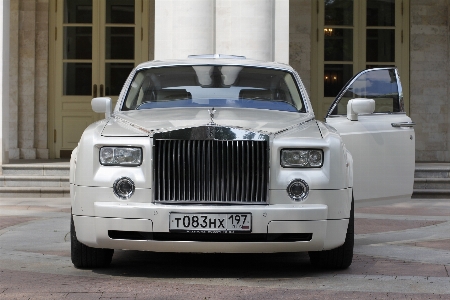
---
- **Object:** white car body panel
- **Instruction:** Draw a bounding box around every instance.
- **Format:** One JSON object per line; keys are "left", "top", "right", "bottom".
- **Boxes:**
{"left": 327, "top": 114, "right": 415, "bottom": 203}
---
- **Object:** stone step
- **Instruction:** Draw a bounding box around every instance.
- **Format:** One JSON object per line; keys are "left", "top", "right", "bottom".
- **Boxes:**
{"left": 0, "top": 175, "right": 69, "bottom": 188}
{"left": 2, "top": 164, "right": 69, "bottom": 176}
{"left": 412, "top": 189, "right": 450, "bottom": 199}
{"left": 0, "top": 187, "right": 70, "bottom": 198}
{"left": 415, "top": 169, "right": 450, "bottom": 179}
{"left": 413, "top": 163, "right": 450, "bottom": 198}
{"left": 414, "top": 178, "right": 450, "bottom": 190}
{"left": 0, "top": 161, "right": 70, "bottom": 197}
{"left": 414, "top": 163, "right": 450, "bottom": 179}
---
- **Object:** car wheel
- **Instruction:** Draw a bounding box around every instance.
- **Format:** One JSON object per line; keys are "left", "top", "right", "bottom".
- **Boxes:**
{"left": 308, "top": 198, "right": 354, "bottom": 269}
{"left": 71, "top": 214, "right": 114, "bottom": 268}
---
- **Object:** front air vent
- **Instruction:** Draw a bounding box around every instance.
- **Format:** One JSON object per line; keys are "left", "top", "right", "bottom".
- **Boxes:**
{"left": 108, "top": 231, "right": 312, "bottom": 242}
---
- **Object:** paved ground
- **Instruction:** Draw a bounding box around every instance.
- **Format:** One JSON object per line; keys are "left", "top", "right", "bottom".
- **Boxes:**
{"left": 0, "top": 197, "right": 449, "bottom": 299}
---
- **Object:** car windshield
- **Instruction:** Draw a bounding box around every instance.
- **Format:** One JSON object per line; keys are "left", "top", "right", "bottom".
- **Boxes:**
{"left": 121, "top": 65, "right": 306, "bottom": 112}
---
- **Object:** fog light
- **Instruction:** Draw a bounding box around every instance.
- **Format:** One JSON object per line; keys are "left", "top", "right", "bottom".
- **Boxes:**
{"left": 113, "top": 177, "right": 135, "bottom": 200}
{"left": 287, "top": 179, "right": 309, "bottom": 201}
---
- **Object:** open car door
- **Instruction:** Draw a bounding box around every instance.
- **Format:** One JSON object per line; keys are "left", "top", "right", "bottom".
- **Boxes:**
{"left": 326, "top": 68, "right": 415, "bottom": 204}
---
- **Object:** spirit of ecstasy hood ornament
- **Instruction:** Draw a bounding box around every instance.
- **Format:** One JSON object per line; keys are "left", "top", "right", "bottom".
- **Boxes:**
{"left": 208, "top": 107, "right": 216, "bottom": 125}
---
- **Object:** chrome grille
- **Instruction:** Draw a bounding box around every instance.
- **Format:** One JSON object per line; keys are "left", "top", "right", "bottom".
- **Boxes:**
{"left": 153, "top": 139, "right": 269, "bottom": 203}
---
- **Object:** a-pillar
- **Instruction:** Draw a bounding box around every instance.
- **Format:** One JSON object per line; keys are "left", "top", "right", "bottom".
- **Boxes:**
{"left": 0, "top": 0, "right": 10, "bottom": 168}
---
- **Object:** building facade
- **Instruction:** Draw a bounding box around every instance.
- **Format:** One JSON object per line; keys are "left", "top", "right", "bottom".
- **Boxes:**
{"left": 0, "top": 0, "right": 449, "bottom": 164}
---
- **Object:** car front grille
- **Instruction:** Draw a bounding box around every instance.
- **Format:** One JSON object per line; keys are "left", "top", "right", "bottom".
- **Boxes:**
{"left": 153, "top": 139, "right": 269, "bottom": 204}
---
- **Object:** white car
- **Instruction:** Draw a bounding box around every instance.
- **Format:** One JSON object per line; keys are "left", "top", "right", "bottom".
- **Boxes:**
{"left": 70, "top": 55, "right": 415, "bottom": 269}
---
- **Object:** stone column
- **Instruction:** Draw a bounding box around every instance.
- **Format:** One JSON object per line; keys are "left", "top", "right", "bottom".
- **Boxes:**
{"left": 216, "top": 0, "right": 288, "bottom": 62}
{"left": 9, "top": 0, "right": 18, "bottom": 159}
{"left": 215, "top": 0, "right": 274, "bottom": 60}
{"left": 17, "top": 0, "right": 36, "bottom": 159}
{"left": 410, "top": 0, "right": 450, "bottom": 161}
{"left": 274, "top": 0, "right": 289, "bottom": 63}
{"left": 35, "top": 0, "right": 48, "bottom": 159}
{"left": 0, "top": 0, "right": 10, "bottom": 166}
{"left": 154, "top": 0, "right": 215, "bottom": 59}
{"left": 288, "top": 0, "right": 311, "bottom": 93}
{"left": 154, "top": 0, "right": 289, "bottom": 63}
{"left": 8, "top": 0, "right": 49, "bottom": 160}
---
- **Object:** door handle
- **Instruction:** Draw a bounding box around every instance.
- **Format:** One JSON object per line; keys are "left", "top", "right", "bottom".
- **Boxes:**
{"left": 391, "top": 122, "right": 416, "bottom": 128}
{"left": 100, "top": 84, "right": 104, "bottom": 97}
{"left": 93, "top": 84, "right": 97, "bottom": 98}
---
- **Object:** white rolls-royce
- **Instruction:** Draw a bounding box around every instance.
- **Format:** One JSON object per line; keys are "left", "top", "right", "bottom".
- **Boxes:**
{"left": 70, "top": 54, "right": 415, "bottom": 269}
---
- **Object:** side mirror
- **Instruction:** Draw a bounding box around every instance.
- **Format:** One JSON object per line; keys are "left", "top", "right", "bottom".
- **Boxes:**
{"left": 91, "top": 97, "right": 112, "bottom": 118}
{"left": 347, "top": 98, "right": 375, "bottom": 121}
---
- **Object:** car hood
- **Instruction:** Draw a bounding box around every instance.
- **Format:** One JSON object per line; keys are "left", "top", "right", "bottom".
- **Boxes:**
{"left": 101, "top": 108, "right": 318, "bottom": 138}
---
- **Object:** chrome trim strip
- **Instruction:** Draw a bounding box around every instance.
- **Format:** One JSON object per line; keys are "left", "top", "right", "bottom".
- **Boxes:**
{"left": 327, "top": 112, "right": 407, "bottom": 118}
{"left": 154, "top": 201, "right": 268, "bottom": 205}
{"left": 273, "top": 117, "right": 316, "bottom": 136}
{"left": 113, "top": 116, "right": 153, "bottom": 135}
{"left": 394, "top": 68, "right": 405, "bottom": 112}
{"left": 391, "top": 122, "right": 416, "bottom": 128}
{"left": 188, "top": 54, "right": 246, "bottom": 59}
{"left": 113, "top": 114, "right": 315, "bottom": 139}
{"left": 153, "top": 126, "right": 270, "bottom": 141}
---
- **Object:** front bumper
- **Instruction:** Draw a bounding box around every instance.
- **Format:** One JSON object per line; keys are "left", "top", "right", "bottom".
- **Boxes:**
{"left": 73, "top": 201, "right": 349, "bottom": 253}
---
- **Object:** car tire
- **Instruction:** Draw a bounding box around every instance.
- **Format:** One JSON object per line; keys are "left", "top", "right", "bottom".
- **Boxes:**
{"left": 71, "top": 215, "right": 114, "bottom": 268}
{"left": 308, "top": 198, "right": 354, "bottom": 269}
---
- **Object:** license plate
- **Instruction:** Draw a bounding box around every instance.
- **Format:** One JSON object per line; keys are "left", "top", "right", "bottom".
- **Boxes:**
{"left": 169, "top": 213, "right": 252, "bottom": 232}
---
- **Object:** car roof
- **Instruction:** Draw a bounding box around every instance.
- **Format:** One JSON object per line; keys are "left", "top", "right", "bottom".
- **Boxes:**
{"left": 136, "top": 55, "right": 294, "bottom": 72}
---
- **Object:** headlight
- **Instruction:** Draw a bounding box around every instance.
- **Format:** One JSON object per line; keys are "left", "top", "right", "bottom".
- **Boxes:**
{"left": 281, "top": 149, "right": 323, "bottom": 168}
{"left": 99, "top": 147, "right": 142, "bottom": 166}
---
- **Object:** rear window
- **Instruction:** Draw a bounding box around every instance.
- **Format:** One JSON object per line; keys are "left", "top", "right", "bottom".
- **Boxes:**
{"left": 122, "top": 66, "right": 306, "bottom": 112}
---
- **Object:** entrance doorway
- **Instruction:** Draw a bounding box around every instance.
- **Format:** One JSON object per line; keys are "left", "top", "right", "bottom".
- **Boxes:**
{"left": 311, "top": 0, "right": 409, "bottom": 120}
{"left": 49, "top": 0, "right": 149, "bottom": 158}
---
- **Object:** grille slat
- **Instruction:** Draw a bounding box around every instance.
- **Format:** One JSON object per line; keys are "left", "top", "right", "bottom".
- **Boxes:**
{"left": 240, "top": 141, "right": 245, "bottom": 202}
{"left": 154, "top": 139, "right": 268, "bottom": 204}
{"left": 172, "top": 140, "right": 176, "bottom": 200}
{"left": 186, "top": 141, "right": 191, "bottom": 200}
{"left": 162, "top": 140, "right": 167, "bottom": 200}
{"left": 221, "top": 142, "right": 225, "bottom": 202}
{"left": 231, "top": 142, "right": 236, "bottom": 202}
{"left": 193, "top": 142, "right": 196, "bottom": 199}
{"left": 251, "top": 145, "right": 255, "bottom": 201}
{"left": 246, "top": 142, "right": 250, "bottom": 201}
{"left": 256, "top": 142, "right": 261, "bottom": 201}
{"left": 212, "top": 141, "right": 216, "bottom": 201}
{"left": 177, "top": 141, "right": 181, "bottom": 200}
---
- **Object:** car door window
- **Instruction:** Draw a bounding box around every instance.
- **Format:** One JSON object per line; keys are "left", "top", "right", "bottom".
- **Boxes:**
{"left": 327, "top": 68, "right": 404, "bottom": 116}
